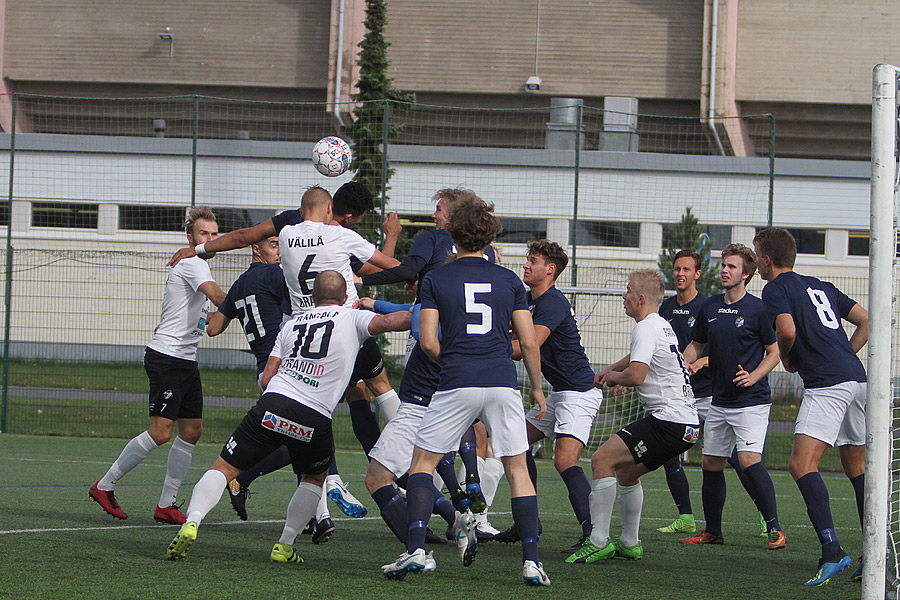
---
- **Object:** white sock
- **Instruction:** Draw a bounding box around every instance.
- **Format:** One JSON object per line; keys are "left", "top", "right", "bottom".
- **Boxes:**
{"left": 98, "top": 431, "right": 158, "bottom": 490}
{"left": 185, "top": 469, "right": 227, "bottom": 525}
{"left": 159, "top": 436, "right": 195, "bottom": 507}
{"left": 374, "top": 390, "right": 400, "bottom": 422}
{"left": 433, "top": 471, "right": 445, "bottom": 494}
{"left": 588, "top": 477, "right": 617, "bottom": 547}
{"left": 480, "top": 457, "right": 504, "bottom": 508}
{"left": 280, "top": 483, "right": 322, "bottom": 545}
{"left": 618, "top": 481, "right": 644, "bottom": 548}
{"left": 316, "top": 481, "right": 330, "bottom": 521}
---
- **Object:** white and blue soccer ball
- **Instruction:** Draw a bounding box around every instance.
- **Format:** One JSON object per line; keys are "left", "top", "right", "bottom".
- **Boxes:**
{"left": 311, "top": 136, "right": 352, "bottom": 177}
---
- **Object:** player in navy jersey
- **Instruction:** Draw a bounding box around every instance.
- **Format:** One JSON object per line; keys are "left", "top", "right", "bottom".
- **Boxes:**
{"left": 656, "top": 250, "right": 710, "bottom": 535}
{"left": 90, "top": 207, "right": 226, "bottom": 525}
{"left": 500, "top": 240, "right": 602, "bottom": 553}
{"left": 678, "top": 244, "right": 784, "bottom": 549}
{"left": 381, "top": 196, "right": 550, "bottom": 586}
{"left": 165, "top": 271, "right": 413, "bottom": 563}
{"left": 754, "top": 228, "right": 868, "bottom": 586}
{"left": 567, "top": 270, "right": 699, "bottom": 565}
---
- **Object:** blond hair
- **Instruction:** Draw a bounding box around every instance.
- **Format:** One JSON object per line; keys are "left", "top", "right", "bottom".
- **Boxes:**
{"left": 629, "top": 269, "right": 665, "bottom": 307}
{"left": 184, "top": 206, "right": 216, "bottom": 235}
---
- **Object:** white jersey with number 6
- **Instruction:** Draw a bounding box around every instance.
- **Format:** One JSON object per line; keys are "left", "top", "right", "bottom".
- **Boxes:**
{"left": 265, "top": 305, "right": 376, "bottom": 418}
{"left": 629, "top": 312, "right": 699, "bottom": 425}
{"left": 278, "top": 220, "right": 376, "bottom": 315}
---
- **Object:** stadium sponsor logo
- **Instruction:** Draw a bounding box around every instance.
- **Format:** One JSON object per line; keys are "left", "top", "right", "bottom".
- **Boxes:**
{"left": 287, "top": 236, "right": 324, "bottom": 248}
{"left": 672, "top": 308, "right": 690, "bottom": 315}
{"left": 683, "top": 426, "right": 699, "bottom": 443}
{"left": 734, "top": 316, "right": 745, "bottom": 328}
{"left": 261, "top": 411, "right": 314, "bottom": 442}
{"left": 718, "top": 308, "right": 738, "bottom": 314}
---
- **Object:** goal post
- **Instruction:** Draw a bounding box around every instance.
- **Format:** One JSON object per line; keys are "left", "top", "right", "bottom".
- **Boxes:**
{"left": 867, "top": 63, "right": 898, "bottom": 600}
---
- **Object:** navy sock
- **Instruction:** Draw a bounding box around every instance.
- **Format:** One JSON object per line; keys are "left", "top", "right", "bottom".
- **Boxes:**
{"left": 796, "top": 472, "right": 840, "bottom": 559}
{"left": 433, "top": 485, "right": 458, "bottom": 525}
{"left": 701, "top": 469, "right": 726, "bottom": 537}
{"left": 405, "top": 473, "right": 434, "bottom": 553}
{"left": 372, "top": 484, "right": 408, "bottom": 544}
{"left": 235, "top": 445, "right": 291, "bottom": 487}
{"left": 459, "top": 426, "right": 480, "bottom": 485}
{"left": 729, "top": 448, "right": 760, "bottom": 510}
{"left": 396, "top": 473, "right": 408, "bottom": 490}
{"left": 560, "top": 465, "right": 592, "bottom": 537}
{"left": 850, "top": 473, "right": 864, "bottom": 529}
{"left": 328, "top": 438, "right": 339, "bottom": 476}
{"left": 743, "top": 462, "right": 780, "bottom": 531}
{"left": 512, "top": 495, "right": 540, "bottom": 563}
{"left": 662, "top": 455, "right": 692, "bottom": 515}
{"left": 436, "top": 453, "right": 464, "bottom": 505}
{"left": 525, "top": 450, "right": 538, "bottom": 492}
{"left": 348, "top": 400, "right": 380, "bottom": 456}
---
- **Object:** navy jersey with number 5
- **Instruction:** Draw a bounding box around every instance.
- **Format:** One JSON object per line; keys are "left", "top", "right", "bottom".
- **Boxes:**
{"left": 761, "top": 271, "right": 866, "bottom": 388}
{"left": 529, "top": 287, "right": 594, "bottom": 392}
{"left": 419, "top": 256, "right": 528, "bottom": 391}
{"left": 692, "top": 293, "right": 775, "bottom": 408}
{"left": 217, "top": 263, "right": 291, "bottom": 375}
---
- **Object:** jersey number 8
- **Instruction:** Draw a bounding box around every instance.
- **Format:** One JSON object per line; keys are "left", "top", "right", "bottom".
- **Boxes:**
{"left": 806, "top": 288, "right": 840, "bottom": 330}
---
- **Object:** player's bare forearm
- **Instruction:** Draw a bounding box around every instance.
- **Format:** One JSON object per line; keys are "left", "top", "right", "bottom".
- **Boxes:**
{"left": 847, "top": 304, "right": 868, "bottom": 353}
{"left": 418, "top": 308, "right": 441, "bottom": 365}
{"left": 381, "top": 212, "right": 401, "bottom": 258}
{"left": 604, "top": 361, "right": 648, "bottom": 387}
{"left": 510, "top": 339, "right": 522, "bottom": 361}
{"left": 260, "top": 356, "right": 282, "bottom": 390}
{"left": 682, "top": 342, "right": 704, "bottom": 366}
{"left": 199, "top": 281, "right": 226, "bottom": 307}
{"left": 369, "top": 310, "right": 412, "bottom": 335}
{"left": 168, "top": 220, "right": 276, "bottom": 267}
{"left": 206, "top": 311, "right": 231, "bottom": 337}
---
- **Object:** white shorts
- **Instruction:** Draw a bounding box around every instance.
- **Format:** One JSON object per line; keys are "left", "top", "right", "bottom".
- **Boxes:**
{"left": 694, "top": 396, "right": 712, "bottom": 422}
{"left": 416, "top": 387, "right": 529, "bottom": 458}
{"left": 525, "top": 387, "right": 603, "bottom": 446}
{"left": 369, "top": 402, "right": 428, "bottom": 478}
{"left": 795, "top": 381, "right": 866, "bottom": 446}
{"left": 702, "top": 403, "right": 771, "bottom": 457}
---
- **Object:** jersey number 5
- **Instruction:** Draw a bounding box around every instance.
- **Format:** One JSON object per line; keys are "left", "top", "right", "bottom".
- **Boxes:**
{"left": 464, "top": 283, "right": 492, "bottom": 335}
{"left": 806, "top": 288, "right": 840, "bottom": 330}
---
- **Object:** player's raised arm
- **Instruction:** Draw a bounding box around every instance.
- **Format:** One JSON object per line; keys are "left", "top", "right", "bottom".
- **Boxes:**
{"left": 367, "top": 309, "right": 413, "bottom": 336}
{"left": 168, "top": 219, "right": 277, "bottom": 267}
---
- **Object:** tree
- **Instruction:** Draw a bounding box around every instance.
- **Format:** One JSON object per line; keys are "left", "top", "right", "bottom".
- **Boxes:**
{"left": 657, "top": 207, "right": 722, "bottom": 296}
{"left": 342, "top": 0, "right": 415, "bottom": 227}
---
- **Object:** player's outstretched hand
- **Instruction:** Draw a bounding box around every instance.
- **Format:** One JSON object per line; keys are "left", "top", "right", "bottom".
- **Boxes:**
{"left": 530, "top": 388, "right": 547, "bottom": 420}
{"left": 354, "top": 297, "right": 376, "bottom": 311}
{"left": 733, "top": 364, "right": 754, "bottom": 388}
{"left": 383, "top": 212, "right": 402, "bottom": 238}
{"left": 168, "top": 246, "right": 196, "bottom": 267}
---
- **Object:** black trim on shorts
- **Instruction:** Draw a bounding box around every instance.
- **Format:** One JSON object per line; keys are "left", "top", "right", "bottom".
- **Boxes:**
{"left": 616, "top": 415, "right": 699, "bottom": 472}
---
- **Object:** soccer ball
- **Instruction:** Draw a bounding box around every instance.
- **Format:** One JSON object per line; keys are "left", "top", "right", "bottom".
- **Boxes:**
{"left": 311, "top": 136, "right": 352, "bottom": 177}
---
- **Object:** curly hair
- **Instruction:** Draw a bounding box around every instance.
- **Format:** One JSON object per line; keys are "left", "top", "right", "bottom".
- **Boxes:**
{"left": 445, "top": 196, "right": 502, "bottom": 253}
{"left": 433, "top": 187, "right": 480, "bottom": 217}
{"left": 333, "top": 181, "right": 375, "bottom": 217}
{"left": 526, "top": 239, "right": 568, "bottom": 279}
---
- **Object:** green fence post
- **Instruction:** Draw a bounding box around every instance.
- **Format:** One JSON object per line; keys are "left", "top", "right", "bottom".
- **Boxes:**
{"left": 1, "top": 93, "right": 17, "bottom": 433}
{"left": 768, "top": 113, "right": 776, "bottom": 228}
{"left": 571, "top": 102, "right": 583, "bottom": 287}
{"left": 191, "top": 95, "right": 199, "bottom": 207}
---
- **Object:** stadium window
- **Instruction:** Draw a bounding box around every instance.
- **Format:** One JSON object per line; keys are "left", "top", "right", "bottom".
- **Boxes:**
{"left": 571, "top": 220, "right": 640, "bottom": 247}
{"left": 754, "top": 227, "right": 825, "bottom": 255}
{"left": 32, "top": 202, "right": 98, "bottom": 228}
{"left": 496, "top": 217, "right": 547, "bottom": 243}
{"left": 119, "top": 205, "right": 185, "bottom": 232}
{"left": 662, "top": 224, "right": 731, "bottom": 251}
{"left": 848, "top": 230, "right": 869, "bottom": 256}
{"left": 212, "top": 208, "right": 277, "bottom": 233}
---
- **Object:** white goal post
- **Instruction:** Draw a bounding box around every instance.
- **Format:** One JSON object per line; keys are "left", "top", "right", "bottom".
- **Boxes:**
{"left": 867, "top": 63, "right": 898, "bottom": 600}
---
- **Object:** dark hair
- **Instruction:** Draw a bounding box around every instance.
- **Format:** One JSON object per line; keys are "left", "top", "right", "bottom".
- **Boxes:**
{"left": 673, "top": 249, "right": 701, "bottom": 271}
{"left": 184, "top": 206, "right": 216, "bottom": 235}
{"left": 721, "top": 243, "right": 757, "bottom": 285}
{"left": 753, "top": 228, "right": 796, "bottom": 269}
{"left": 445, "top": 196, "right": 502, "bottom": 253}
{"left": 333, "top": 181, "right": 374, "bottom": 217}
{"left": 526, "top": 240, "right": 568, "bottom": 279}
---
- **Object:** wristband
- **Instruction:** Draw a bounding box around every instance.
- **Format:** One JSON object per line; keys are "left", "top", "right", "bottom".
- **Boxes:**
{"left": 195, "top": 243, "right": 216, "bottom": 259}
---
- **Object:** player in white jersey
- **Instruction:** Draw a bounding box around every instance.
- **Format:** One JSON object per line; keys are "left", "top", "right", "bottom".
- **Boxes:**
{"left": 165, "top": 271, "right": 412, "bottom": 563}
{"left": 89, "top": 207, "right": 226, "bottom": 524}
{"left": 567, "top": 269, "right": 699, "bottom": 564}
